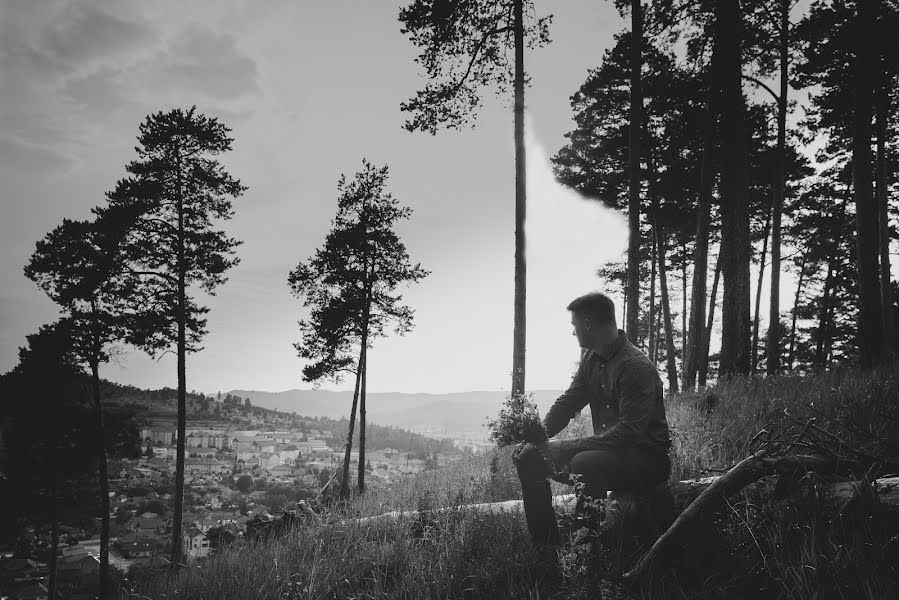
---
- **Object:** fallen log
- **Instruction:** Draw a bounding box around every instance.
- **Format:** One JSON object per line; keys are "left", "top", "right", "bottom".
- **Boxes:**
{"left": 623, "top": 459, "right": 899, "bottom": 583}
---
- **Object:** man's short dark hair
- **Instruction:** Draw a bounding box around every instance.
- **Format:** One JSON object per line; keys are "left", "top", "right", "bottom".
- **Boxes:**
{"left": 567, "top": 292, "right": 616, "bottom": 325}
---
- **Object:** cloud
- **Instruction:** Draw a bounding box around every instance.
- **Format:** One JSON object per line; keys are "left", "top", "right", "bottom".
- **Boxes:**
{"left": 524, "top": 120, "right": 629, "bottom": 384}
{"left": 0, "top": 2, "right": 259, "bottom": 175}
{"left": 144, "top": 26, "right": 259, "bottom": 101}
{"left": 0, "top": 132, "right": 76, "bottom": 173}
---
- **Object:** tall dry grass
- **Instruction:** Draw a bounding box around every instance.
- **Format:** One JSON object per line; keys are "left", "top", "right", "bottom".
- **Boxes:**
{"left": 129, "top": 365, "right": 899, "bottom": 599}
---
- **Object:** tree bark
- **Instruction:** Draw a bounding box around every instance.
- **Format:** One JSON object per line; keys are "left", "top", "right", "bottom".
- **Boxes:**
{"left": 357, "top": 345, "right": 368, "bottom": 494}
{"left": 767, "top": 0, "right": 789, "bottom": 375}
{"left": 815, "top": 197, "right": 849, "bottom": 371}
{"left": 511, "top": 0, "right": 527, "bottom": 397}
{"left": 648, "top": 231, "right": 657, "bottom": 358}
{"left": 681, "top": 239, "right": 688, "bottom": 380}
{"left": 787, "top": 255, "right": 808, "bottom": 370}
{"left": 875, "top": 48, "right": 894, "bottom": 357}
{"left": 715, "top": 0, "right": 753, "bottom": 376}
{"left": 684, "top": 108, "right": 718, "bottom": 390}
{"left": 91, "top": 352, "right": 110, "bottom": 600}
{"left": 49, "top": 476, "right": 59, "bottom": 600}
{"left": 340, "top": 354, "right": 364, "bottom": 499}
{"left": 625, "top": 467, "right": 899, "bottom": 582}
{"left": 357, "top": 260, "right": 374, "bottom": 494}
{"left": 752, "top": 201, "right": 773, "bottom": 374}
{"left": 656, "top": 225, "right": 679, "bottom": 393}
{"left": 626, "top": 0, "right": 644, "bottom": 341}
{"left": 699, "top": 252, "right": 722, "bottom": 387}
{"left": 171, "top": 144, "right": 186, "bottom": 569}
{"left": 852, "top": 0, "right": 886, "bottom": 368}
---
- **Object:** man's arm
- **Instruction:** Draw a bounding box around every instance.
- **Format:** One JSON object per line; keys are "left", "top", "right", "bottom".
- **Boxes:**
{"left": 557, "top": 358, "right": 658, "bottom": 454}
{"left": 542, "top": 350, "right": 591, "bottom": 438}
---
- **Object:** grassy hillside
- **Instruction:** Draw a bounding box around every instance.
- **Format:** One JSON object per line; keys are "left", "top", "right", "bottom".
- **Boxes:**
{"left": 131, "top": 366, "right": 899, "bottom": 599}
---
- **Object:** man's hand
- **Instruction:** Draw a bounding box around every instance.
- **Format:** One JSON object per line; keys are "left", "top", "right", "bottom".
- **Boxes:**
{"left": 511, "top": 441, "right": 565, "bottom": 475}
{"left": 511, "top": 442, "right": 526, "bottom": 468}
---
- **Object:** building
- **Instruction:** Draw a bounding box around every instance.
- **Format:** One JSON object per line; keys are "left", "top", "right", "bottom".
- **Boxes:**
{"left": 182, "top": 527, "right": 210, "bottom": 560}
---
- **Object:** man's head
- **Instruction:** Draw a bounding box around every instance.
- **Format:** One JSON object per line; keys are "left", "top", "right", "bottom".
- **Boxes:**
{"left": 566, "top": 292, "right": 618, "bottom": 350}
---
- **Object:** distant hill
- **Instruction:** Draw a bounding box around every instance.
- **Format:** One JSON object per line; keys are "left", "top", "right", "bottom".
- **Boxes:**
{"left": 227, "top": 389, "right": 565, "bottom": 435}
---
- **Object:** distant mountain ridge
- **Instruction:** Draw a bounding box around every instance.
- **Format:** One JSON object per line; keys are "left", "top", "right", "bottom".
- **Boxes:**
{"left": 226, "top": 389, "right": 565, "bottom": 435}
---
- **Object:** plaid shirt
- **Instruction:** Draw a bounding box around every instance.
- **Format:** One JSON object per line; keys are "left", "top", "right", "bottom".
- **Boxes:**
{"left": 544, "top": 330, "right": 671, "bottom": 457}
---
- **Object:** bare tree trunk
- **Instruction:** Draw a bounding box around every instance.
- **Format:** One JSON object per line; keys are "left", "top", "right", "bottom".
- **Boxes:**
{"left": 752, "top": 201, "right": 773, "bottom": 374}
{"left": 787, "top": 255, "right": 808, "bottom": 370}
{"left": 684, "top": 108, "right": 718, "bottom": 390}
{"left": 511, "top": 0, "right": 527, "bottom": 396}
{"left": 357, "top": 344, "right": 368, "bottom": 494}
{"left": 90, "top": 353, "right": 110, "bottom": 600}
{"left": 716, "top": 0, "right": 753, "bottom": 376}
{"left": 767, "top": 0, "right": 789, "bottom": 375}
{"left": 49, "top": 475, "right": 59, "bottom": 600}
{"left": 653, "top": 299, "right": 663, "bottom": 364}
{"left": 340, "top": 354, "right": 364, "bottom": 499}
{"left": 681, "top": 238, "right": 688, "bottom": 378}
{"left": 626, "top": 0, "right": 644, "bottom": 341}
{"left": 699, "top": 252, "right": 722, "bottom": 387}
{"left": 648, "top": 231, "right": 658, "bottom": 358}
{"left": 815, "top": 197, "right": 848, "bottom": 371}
{"left": 171, "top": 145, "right": 186, "bottom": 569}
{"left": 875, "top": 50, "right": 894, "bottom": 357}
{"left": 358, "top": 260, "right": 374, "bottom": 494}
{"left": 656, "top": 225, "right": 679, "bottom": 393}
{"left": 852, "top": 0, "right": 886, "bottom": 368}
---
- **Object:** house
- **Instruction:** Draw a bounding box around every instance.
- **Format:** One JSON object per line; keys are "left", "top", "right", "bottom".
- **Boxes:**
{"left": 182, "top": 527, "right": 210, "bottom": 559}
{"left": 0, "top": 558, "right": 47, "bottom": 583}
{"left": 57, "top": 554, "right": 99, "bottom": 583}
{"left": 276, "top": 445, "right": 300, "bottom": 462}
{"left": 259, "top": 452, "right": 281, "bottom": 469}
{"left": 130, "top": 516, "right": 164, "bottom": 534}
{"left": 116, "top": 531, "right": 162, "bottom": 558}
{"left": 249, "top": 490, "right": 267, "bottom": 501}
{"left": 1, "top": 580, "right": 49, "bottom": 600}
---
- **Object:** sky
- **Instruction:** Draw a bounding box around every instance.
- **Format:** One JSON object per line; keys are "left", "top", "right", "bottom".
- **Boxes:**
{"left": 1, "top": 0, "right": 639, "bottom": 394}
{"left": 1, "top": 0, "right": 867, "bottom": 396}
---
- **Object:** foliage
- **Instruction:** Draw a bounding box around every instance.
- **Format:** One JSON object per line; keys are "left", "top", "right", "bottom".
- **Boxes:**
{"left": 485, "top": 392, "right": 548, "bottom": 447}
{"left": 399, "top": 0, "right": 552, "bottom": 133}
{"left": 98, "top": 106, "right": 245, "bottom": 356}
{"left": 288, "top": 159, "right": 429, "bottom": 385}
{"left": 236, "top": 475, "right": 254, "bottom": 493}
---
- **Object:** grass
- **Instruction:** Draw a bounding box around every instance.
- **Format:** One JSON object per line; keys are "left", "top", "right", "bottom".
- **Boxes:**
{"left": 129, "top": 365, "right": 899, "bottom": 600}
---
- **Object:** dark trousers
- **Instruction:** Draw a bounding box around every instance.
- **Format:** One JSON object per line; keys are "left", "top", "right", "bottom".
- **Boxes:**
{"left": 515, "top": 442, "right": 670, "bottom": 547}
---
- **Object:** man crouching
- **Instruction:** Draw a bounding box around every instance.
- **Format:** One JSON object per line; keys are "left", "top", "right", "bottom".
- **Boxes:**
{"left": 513, "top": 292, "right": 671, "bottom": 548}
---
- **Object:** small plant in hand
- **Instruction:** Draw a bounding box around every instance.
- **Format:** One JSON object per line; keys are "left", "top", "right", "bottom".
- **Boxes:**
{"left": 486, "top": 392, "right": 549, "bottom": 447}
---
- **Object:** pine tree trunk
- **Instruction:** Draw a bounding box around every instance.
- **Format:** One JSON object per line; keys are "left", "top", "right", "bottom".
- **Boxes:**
{"left": 49, "top": 474, "right": 59, "bottom": 600}
{"left": 852, "top": 0, "right": 886, "bottom": 368}
{"left": 699, "top": 252, "right": 722, "bottom": 387}
{"left": 752, "top": 201, "right": 773, "bottom": 374}
{"left": 656, "top": 225, "right": 679, "bottom": 393}
{"left": 653, "top": 300, "right": 663, "bottom": 364}
{"left": 875, "top": 52, "right": 894, "bottom": 357}
{"left": 91, "top": 353, "right": 110, "bottom": 600}
{"left": 767, "top": 0, "right": 789, "bottom": 375}
{"left": 340, "top": 354, "right": 364, "bottom": 499}
{"left": 715, "top": 0, "right": 753, "bottom": 376}
{"left": 511, "top": 0, "right": 527, "bottom": 396}
{"left": 171, "top": 145, "right": 186, "bottom": 569}
{"left": 626, "top": 0, "right": 643, "bottom": 340}
{"left": 684, "top": 107, "right": 718, "bottom": 390}
{"left": 815, "top": 197, "right": 848, "bottom": 371}
{"left": 787, "top": 255, "right": 808, "bottom": 370}
{"left": 357, "top": 345, "right": 368, "bottom": 494}
{"left": 648, "top": 232, "right": 657, "bottom": 357}
{"left": 681, "top": 239, "right": 688, "bottom": 375}
{"left": 357, "top": 261, "right": 373, "bottom": 494}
